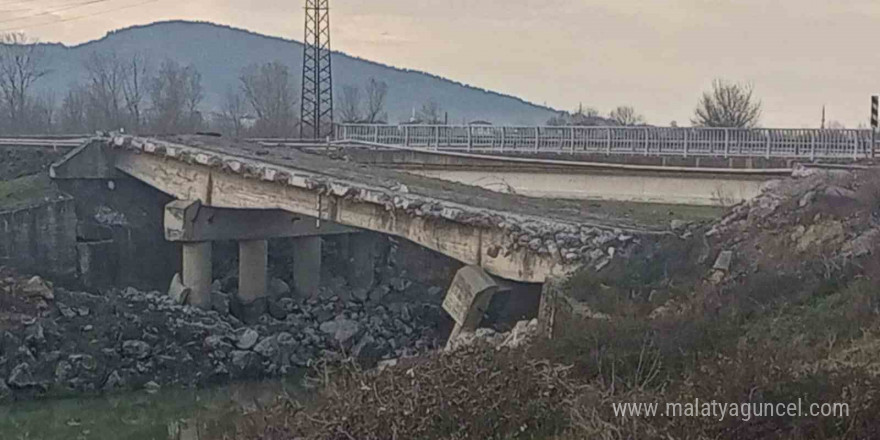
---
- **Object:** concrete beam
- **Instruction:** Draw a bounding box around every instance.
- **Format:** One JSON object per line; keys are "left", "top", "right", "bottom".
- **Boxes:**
{"left": 292, "top": 236, "right": 322, "bottom": 298}
{"left": 181, "top": 242, "right": 212, "bottom": 308}
{"left": 164, "top": 199, "right": 356, "bottom": 242}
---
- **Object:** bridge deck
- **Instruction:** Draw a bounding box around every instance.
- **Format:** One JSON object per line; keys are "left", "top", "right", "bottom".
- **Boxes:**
{"left": 162, "top": 135, "right": 665, "bottom": 232}
{"left": 52, "top": 135, "right": 684, "bottom": 282}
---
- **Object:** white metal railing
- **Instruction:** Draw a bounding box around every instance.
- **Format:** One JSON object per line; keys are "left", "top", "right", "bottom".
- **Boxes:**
{"left": 335, "top": 124, "right": 876, "bottom": 160}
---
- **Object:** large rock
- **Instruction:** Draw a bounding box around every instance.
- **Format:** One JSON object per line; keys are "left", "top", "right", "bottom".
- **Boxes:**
{"left": 268, "top": 278, "right": 291, "bottom": 298}
{"left": 103, "top": 370, "right": 125, "bottom": 391}
{"left": 712, "top": 250, "right": 733, "bottom": 272}
{"left": 167, "top": 273, "right": 191, "bottom": 305}
{"left": 21, "top": 276, "right": 53, "bottom": 301}
{"left": 230, "top": 350, "right": 261, "bottom": 376}
{"left": 319, "top": 317, "right": 361, "bottom": 345}
{"left": 795, "top": 221, "right": 845, "bottom": 252}
{"left": 537, "top": 276, "right": 609, "bottom": 339}
{"left": 121, "top": 340, "right": 151, "bottom": 360}
{"left": 8, "top": 363, "right": 37, "bottom": 388}
{"left": 235, "top": 328, "right": 260, "bottom": 350}
{"left": 253, "top": 335, "right": 279, "bottom": 359}
{"left": 0, "top": 377, "right": 10, "bottom": 402}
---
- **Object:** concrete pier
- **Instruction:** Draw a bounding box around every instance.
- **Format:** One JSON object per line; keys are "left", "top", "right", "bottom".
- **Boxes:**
{"left": 346, "top": 233, "right": 379, "bottom": 289}
{"left": 238, "top": 239, "right": 268, "bottom": 304}
{"left": 182, "top": 241, "right": 212, "bottom": 308}
{"left": 293, "top": 236, "right": 322, "bottom": 298}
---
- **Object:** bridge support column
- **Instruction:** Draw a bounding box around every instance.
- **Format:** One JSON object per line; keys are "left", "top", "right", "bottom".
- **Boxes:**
{"left": 293, "top": 236, "right": 322, "bottom": 298}
{"left": 346, "top": 233, "right": 379, "bottom": 290}
{"left": 238, "top": 239, "right": 268, "bottom": 304}
{"left": 442, "top": 265, "right": 499, "bottom": 350}
{"left": 182, "top": 242, "right": 212, "bottom": 308}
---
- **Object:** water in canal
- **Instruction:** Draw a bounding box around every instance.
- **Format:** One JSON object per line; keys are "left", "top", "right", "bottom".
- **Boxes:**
{"left": 0, "top": 378, "right": 304, "bottom": 440}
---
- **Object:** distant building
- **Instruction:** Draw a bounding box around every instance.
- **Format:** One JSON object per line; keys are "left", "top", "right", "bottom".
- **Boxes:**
{"left": 240, "top": 114, "right": 257, "bottom": 129}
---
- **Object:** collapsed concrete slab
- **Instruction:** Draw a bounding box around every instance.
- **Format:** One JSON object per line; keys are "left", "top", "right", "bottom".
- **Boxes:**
{"left": 443, "top": 265, "right": 499, "bottom": 349}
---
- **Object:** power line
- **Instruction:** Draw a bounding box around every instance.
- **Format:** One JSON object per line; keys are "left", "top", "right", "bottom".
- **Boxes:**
{"left": 0, "top": 0, "right": 160, "bottom": 31}
{"left": 0, "top": 0, "right": 117, "bottom": 26}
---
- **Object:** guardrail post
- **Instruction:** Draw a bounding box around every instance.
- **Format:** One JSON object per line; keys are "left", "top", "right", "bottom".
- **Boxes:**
{"left": 854, "top": 134, "right": 860, "bottom": 160}
{"left": 644, "top": 128, "right": 649, "bottom": 155}
{"left": 500, "top": 127, "right": 506, "bottom": 152}
{"left": 872, "top": 129, "right": 876, "bottom": 159}
{"left": 434, "top": 126, "right": 440, "bottom": 149}
{"left": 810, "top": 131, "right": 816, "bottom": 161}
{"left": 606, "top": 127, "right": 612, "bottom": 155}
{"left": 569, "top": 127, "right": 575, "bottom": 154}
{"left": 724, "top": 129, "right": 730, "bottom": 158}
{"left": 373, "top": 125, "right": 380, "bottom": 143}
{"left": 404, "top": 125, "right": 410, "bottom": 147}
{"left": 535, "top": 127, "right": 540, "bottom": 153}
{"left": 765, "top": 131, "right": 771, "bottom": 159}
{"left": 683, "top": 130, "right": 689, "bottom": 158}
{"left": 467, "top": 125, "right": 473, "bottom": 151}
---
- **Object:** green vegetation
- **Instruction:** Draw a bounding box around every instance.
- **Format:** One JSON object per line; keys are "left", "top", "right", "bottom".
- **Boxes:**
{"left": 0, "top": 173, "right": 64, "bottom": 211}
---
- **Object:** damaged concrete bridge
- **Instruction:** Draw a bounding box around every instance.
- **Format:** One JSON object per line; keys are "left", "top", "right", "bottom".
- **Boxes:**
{"left": 50, "top": 135, "right": 658, "bottom": 331}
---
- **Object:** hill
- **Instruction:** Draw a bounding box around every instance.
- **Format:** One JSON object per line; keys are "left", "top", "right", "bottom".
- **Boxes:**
{"left": 33, "top": 20, "right": 560, "bottom": 126}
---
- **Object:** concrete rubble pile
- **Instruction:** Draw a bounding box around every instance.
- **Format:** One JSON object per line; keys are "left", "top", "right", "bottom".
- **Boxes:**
{"left": 445, "top": 318, "right": 539, "bottom": 351}
{"left": 0, "top": 265, "right": 447, "bottom": 402}
{"left": 697, "top": 165, "right": 880, "bottom": 287}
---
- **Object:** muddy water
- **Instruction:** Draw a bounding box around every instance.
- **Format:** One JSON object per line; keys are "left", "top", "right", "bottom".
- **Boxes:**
{"left": 0, "top": 378, "right": 304, "bottom": 440}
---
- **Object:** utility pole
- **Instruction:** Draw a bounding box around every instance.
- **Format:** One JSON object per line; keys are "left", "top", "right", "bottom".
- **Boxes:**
{"left": 300, "top": 0, "right": 334, "bottom": 139}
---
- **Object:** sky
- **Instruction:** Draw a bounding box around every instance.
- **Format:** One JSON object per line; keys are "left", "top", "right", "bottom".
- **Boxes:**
{"left": 2, "top": 0, "right": 879, "bottom": 128}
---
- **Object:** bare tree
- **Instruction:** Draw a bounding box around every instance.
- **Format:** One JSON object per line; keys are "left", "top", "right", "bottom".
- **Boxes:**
{"left": 416, "top": 99, "right": 444, "bottom": 124}
{"left": 214, "top": 88, "right": 248, "bottom": 136}
{"left": 692, "top": 79, "right": 762, "bottom": 128}
{"left": 149, "top": 59, "right": 203, "bottom": 133}
{"left": 364, "top": 78, "right": 388, "bottom": 123}
{"left": 30, "top": 92, "right": 55, "bottom": 133}
{"left": 609, "top": 106, "right": 645, "bottom": 126}
{"left": 61, "top": 84, "right": 88, "bottom": 133}
{"left": 337, "top": 84, "right": 362, "bottom": 123}
{"left": 576, "top": 103, "right": 599, "bottom": 118}
{"left": 121, "top": 53, "right": 149, "bottom": 132}
{"left": 547, "top": 113, "right": 569, "bottom": 126}
{"left": 84, "top": 51, "right": 125, "bottom": 131}
{"left": 0, "top": 32, "right": 49, "bottom": 134}
{"left": 240, "top": 61, "right": 297, "bottom": 137}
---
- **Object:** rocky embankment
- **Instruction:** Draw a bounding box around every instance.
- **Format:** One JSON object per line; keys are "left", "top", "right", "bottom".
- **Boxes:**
{"left": 0, "top": 267, "right": 447, "bottom": 402}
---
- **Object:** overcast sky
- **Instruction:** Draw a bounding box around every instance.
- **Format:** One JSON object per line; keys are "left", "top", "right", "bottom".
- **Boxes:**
{"left": 3, "top": 0, "right": 879, "bottom": 127}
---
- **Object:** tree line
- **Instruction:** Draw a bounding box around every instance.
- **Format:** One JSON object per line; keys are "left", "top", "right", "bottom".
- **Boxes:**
{"left": 548, "top": 80, "right": 765, "bottom": 128}
{"left": 0, "top": 32, "right": 394, "bottom": 137}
